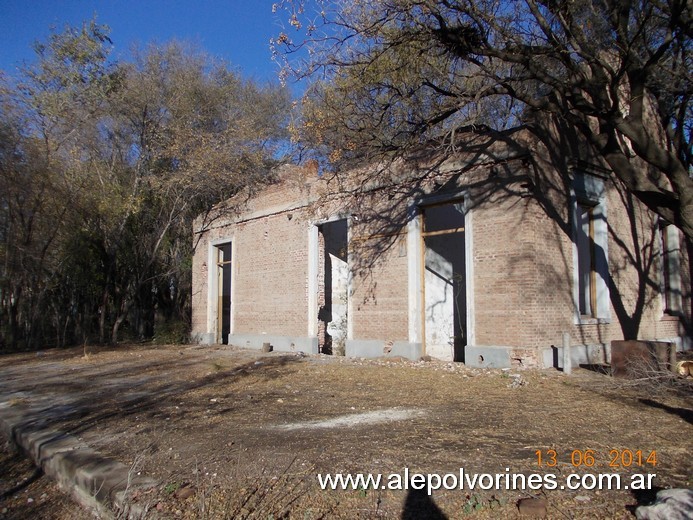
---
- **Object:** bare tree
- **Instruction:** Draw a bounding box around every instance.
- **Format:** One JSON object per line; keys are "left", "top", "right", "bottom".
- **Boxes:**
{"left": 0, "top": 21, "right": 110, "bottom": 349}
{"left": 274, "top": 0, "right": 692, "bottom": 239}
{"left": 0, "top": 22, "right": 292, "bottom": 349}
{"left": 94, "top": 42, "right": 291, "bottom": 342}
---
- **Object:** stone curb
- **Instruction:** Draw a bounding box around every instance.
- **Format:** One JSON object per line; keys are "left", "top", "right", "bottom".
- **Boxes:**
{"left": 0, "top": 402, "right": 158, "bottom": 519}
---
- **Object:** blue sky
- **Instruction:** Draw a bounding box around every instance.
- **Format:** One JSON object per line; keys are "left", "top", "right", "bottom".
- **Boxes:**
{"left": 0, "top": 0, "right": 291, "bottom": 85}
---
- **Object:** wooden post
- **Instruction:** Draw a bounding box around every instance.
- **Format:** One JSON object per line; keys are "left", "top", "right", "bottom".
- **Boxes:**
{"left": 562, "top": 333, "right": 572, "bottom": 375}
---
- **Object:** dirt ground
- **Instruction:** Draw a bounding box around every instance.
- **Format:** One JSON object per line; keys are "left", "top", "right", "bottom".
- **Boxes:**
{"left": 0, "top": 440, "right": 93, "bottom": 520}
{"left": 0, "top": 343, "right": 691, "bottom": 519}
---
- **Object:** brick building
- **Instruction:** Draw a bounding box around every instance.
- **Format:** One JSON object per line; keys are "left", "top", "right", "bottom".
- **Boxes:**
{"left": 191, "top": 129, "right": 690, "bottom": 368}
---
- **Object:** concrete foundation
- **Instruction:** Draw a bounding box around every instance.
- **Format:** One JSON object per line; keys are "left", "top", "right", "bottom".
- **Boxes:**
{"left": 464, "top": 345, "right": 512, "bottom": 368}
{"left": 541, "top": 337, "right": 685, "bottom": 370}
{"left": 542, "top": 343, "right": 610, "bottom": 369}
{"left": 346, "top": 340, "right": 423, "bottom": 360}
{"left": 192, "top": 332, "right": 216, "bottom": 345}
{"left": 228, "top": 334, "right": 319, "bottom": 354}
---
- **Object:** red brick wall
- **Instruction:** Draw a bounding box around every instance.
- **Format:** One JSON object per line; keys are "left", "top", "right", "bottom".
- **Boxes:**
{"left": 231, "top": 214, "right": 309, "bottom": 336}
{"left": 192, "top": 153, "right": 690, "bottom": 362}
{"left": 350, "top": 231, "right": 409, "bottom": 342}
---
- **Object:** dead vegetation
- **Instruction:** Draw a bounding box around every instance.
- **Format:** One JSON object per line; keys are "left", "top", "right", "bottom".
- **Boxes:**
{"left": 596, "top": 349, "right": 693, "bottom": 399}
{"left": 0, "top": 344, "right": 691, "bottom": 519}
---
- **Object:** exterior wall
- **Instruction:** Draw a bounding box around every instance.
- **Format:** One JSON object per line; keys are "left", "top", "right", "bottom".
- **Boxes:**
{"left": 191, "top": 167, "right": 319, "bottom": 350}
{"left": 463, "top": 158, "right": 690, "bottom": 368}
{"left": 350, "top": 230, "right": 409, "bottom": 344}
{"left": 191, "top": 143, "right": 690, "bottom": 367}
{"left": 231, "top": 213, "right": 308, "bottom": 337}
{"left": 471, "top": 193, "right": 541, "bottom": 350}
{"left": 522, "top": 157, "right": 690, "bottom": 368}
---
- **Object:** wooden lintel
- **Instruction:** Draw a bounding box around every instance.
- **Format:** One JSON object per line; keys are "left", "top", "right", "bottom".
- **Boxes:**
{"left": 421, "top": 226, "right": 465, "bottom": 238}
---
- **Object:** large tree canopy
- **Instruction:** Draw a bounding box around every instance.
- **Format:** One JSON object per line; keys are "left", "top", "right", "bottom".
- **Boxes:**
{"left": 0, "top": 22, "right": 291, "bottom": 349}
{"left": 275, "top": 0, "right": 692, "bottom": 238}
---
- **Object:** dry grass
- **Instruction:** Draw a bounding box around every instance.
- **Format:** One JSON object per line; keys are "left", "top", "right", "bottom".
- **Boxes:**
{"left": 0, "top": 344, "right": 691, "bottom": 519}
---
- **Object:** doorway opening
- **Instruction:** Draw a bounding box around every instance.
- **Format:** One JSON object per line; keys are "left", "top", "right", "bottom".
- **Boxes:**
{"left": 422, "top": 201, "right": 466, "bottom": 362}
{"left": 317, "top": 220, "right": 349, "bottom": 355}
{"left": 215, "top": 242, "right": 232, "bottom": 344}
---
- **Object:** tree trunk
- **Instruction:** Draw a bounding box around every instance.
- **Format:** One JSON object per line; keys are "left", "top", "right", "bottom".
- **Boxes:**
{"left": 62, "top": 313, "right": 70, "bottom": 348}
{"left": 54, "top": 308, "right": 61, "bottom": 348}
{"left": 8, "top": 301, "right": 19, "bottom": 349}
{"left": 686, "top": 237, "right": 693, "bottom": 338}
{"left": 98, "top": 290, "right": 108, "bottom": 344}
{"left": 111, "top": 298, "right": 133, "bottom": 344}
{"left": 111, "top": 314, "right": 126, "bottom": 345}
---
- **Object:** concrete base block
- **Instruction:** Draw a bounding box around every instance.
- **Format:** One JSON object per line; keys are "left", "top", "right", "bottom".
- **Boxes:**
{"left": 191, "top": 332, "right": 215, "bottom": 345}
{"left": 227, "top": 334, "right": 318, "bottom": 355}
{"left": 657, "top": 336, "right": 687, "bottom": 352}
{"left": 542, "top": 343, "right": 610, "bottom": 369}
{"left": 683, "top": 335, "right": 692, "bottom": 351}
{"left": 346, "top": 340, "right": 422, "bottom": 361}
{"left": 465, "top": 345, "right": 512, "bottom": 368}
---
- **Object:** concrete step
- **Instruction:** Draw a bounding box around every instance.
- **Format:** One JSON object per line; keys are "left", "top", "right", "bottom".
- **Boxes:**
{"left": 0, "top": 399, "right": 158, "bottom": 519}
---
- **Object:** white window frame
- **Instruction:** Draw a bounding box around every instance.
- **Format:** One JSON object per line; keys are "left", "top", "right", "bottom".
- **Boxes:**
{"left": 408, "top": 191, "right": 474, "bottom": 348}
{"left": 207, "top": 237, "right": 235, "bottom": 342}
{"left": 571, "top": 173, "right": 610, "bottom": 324}
{"left": 308, "top": 215, "right": 353, "bottom": 340}
{"left": 659, "top": 222, "right": 683, "bottom": 316}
